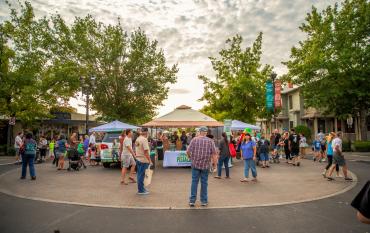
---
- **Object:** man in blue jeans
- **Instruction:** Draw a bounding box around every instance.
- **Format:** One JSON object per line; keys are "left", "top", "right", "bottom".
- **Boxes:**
{"left": 134, "top": 128, "right": 152, "bottom": 195}
{"left": 187, "top": 127, "right": 216, "bottom": 207}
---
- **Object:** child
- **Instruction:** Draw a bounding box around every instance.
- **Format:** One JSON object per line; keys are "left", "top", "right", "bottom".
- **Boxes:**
{"left": 111, "top": 139, "right": 119, "bottom": 162}
{"left": 77, "top": 136, "right": 87, "bottom": 168}
{"left": 49, "top": 139, "right": 55, "bottom": 159}
{"left": 313, "top": 136, "right": 321, "bottom": 162}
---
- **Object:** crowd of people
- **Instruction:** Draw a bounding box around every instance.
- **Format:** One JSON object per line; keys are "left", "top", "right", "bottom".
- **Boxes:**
{"left": 14, "top": 126, "right": 353, "bottom": 206}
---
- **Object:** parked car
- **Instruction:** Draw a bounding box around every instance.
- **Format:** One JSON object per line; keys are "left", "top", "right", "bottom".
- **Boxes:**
{"left": 100, "top": 132, "right": 121, "bottom": 168}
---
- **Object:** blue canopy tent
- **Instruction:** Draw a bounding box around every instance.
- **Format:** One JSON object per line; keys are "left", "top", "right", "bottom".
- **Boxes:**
{"left": 230, "top": 120, "right": 261, "bottom": 131}
{"left": 89, "top": 120, "right": 138, "bottom": 133}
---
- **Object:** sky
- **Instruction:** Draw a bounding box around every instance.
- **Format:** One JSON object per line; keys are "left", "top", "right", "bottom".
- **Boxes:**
{"left": 0, "top": 0, "right": 338, "bottom": 117}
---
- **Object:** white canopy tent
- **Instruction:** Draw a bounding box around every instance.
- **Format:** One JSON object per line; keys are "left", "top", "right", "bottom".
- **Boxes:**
{"left": 230, "top": 120, "right": 261, "bottom": 131}
{"left": 89, "top": 120, "right": 138, "bottom": 133}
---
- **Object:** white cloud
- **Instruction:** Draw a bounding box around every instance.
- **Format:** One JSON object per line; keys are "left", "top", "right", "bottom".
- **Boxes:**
{"left": 1, "top": 0, "right": 337, "bottom": 117}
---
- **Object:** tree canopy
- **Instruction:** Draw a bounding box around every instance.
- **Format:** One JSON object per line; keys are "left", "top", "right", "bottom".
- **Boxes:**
{"left": 0, "top": 1, "right": 177, "bottom": 125}
{"left": 199, "top": 33, "right": 273, "bottom": 123}
{"left": 284, "top": 0, "right": 370, "bottom": 139}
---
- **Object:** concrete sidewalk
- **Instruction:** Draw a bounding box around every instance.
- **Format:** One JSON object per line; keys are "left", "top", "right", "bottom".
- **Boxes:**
{"left": 0, "top": 158, "right": 356, "bottom": 209}
{"left": 0, "top": 156, "right": 17, "bottom": 165}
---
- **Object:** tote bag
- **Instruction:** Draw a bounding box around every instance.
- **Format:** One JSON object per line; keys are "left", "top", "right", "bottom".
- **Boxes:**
{"left": 144, "top": 168, "right": 153, "bottom": 187}
{"left": 229, "top": 143, "right": 237, "bottom": 158}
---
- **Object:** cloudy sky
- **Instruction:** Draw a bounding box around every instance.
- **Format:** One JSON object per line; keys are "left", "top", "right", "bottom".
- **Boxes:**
{"left": 0, "top": 0, "right": 337, "bottom": 117}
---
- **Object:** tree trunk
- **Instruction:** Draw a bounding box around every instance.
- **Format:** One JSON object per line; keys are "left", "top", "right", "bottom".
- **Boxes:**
{"left": 360, "top": 109, "right": 368, "bottom": 141}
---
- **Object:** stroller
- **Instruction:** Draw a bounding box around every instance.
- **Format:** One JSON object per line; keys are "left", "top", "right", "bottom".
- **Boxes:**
{"left": 67, "top": 148, "right": 84, "bottom": 171}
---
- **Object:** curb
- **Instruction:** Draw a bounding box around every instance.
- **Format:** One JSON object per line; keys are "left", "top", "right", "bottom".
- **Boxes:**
{"left": 0, "top": 168, "right": 359, "bottom": 210}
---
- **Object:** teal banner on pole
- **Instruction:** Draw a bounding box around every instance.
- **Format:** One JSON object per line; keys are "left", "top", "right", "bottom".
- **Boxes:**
{"left": 266, "top": 81, "right": 274, "bottom": 112}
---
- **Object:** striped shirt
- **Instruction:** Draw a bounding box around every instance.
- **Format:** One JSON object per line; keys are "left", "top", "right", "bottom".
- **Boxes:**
{"left": 187, "top": 136, "right": 216, "bottom": 170}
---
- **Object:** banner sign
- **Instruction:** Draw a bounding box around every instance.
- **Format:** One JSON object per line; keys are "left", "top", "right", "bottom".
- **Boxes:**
{"left": 224, "top": 119, "right": 232, "bottom": 137}
{"left": 266, "top": 80, "right": 274, "bottom": 112}
{"left": 163, "top": 151, "right": 192, "bottom": 167}
{"left": 274, "top": 80, "right": 282, "bottom": 109}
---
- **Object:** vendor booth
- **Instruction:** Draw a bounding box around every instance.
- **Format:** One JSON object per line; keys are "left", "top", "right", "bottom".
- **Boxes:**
{"left": 142, "top": 105, "right": 223, "bottom": 167}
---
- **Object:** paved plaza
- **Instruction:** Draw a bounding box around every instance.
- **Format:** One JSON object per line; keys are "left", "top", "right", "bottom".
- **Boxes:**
{"left": 0, "top": 157, "right": 357, "bottom": 209}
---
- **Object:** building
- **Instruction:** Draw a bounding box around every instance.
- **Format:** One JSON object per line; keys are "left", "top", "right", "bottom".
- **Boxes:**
{"left": 257, "top": 86, "right": 370, "bottom": 141}
{"left": 0, "top": 112, "right": 100, "bottom": 147}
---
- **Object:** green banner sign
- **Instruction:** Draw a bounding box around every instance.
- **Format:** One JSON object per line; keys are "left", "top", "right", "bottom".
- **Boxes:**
{"left": 266, "top": 80, "right": 274, "bottom": 112}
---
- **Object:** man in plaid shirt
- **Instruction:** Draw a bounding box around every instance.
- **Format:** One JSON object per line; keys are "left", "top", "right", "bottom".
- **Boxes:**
{"left": 187, "top": 126, "right": 217, "bottom": 207}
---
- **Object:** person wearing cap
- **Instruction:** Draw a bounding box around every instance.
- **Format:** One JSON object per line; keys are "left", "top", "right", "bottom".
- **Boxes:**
{"left": 134, "top": 128, "right": 153, "bottom": 195}
{"left": 187, "top": 126, "right": 217, "bottom": 207}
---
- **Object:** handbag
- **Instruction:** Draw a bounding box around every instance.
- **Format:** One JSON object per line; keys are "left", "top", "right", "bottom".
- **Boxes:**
{"left": 229, "top": 143, "right": 237, "bottom": 158}
{"left": 144, "top": 168, "right": 153, "bottom": 187}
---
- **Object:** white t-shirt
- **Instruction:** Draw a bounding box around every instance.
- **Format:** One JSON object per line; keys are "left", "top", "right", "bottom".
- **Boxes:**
{"left": 332, "top": 138, "right": 342, "bottom": 153}
{"left": 121, "top": 137, "right": 132, "bottom": 157}
{"left": 14, "top": 135, "right": 22, "bottom": 148}
{"left": 89, "top": 134, "right": 96, "bottom": 145}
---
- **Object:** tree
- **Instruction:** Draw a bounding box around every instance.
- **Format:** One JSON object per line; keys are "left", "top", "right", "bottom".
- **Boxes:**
{"left": 49, "top": 15, "right": 178, "bottom": 125}
{"left": 199, "top": 33, "right": 273, "bottom": 123}
{"left": 284, "top": 0, "right": 370, "bottom": 140}
{"left": 0, "top": 1, "right": 80, "bottom": 125}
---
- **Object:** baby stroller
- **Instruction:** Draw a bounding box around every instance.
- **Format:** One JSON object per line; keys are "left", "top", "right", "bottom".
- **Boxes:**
{"left": 67, "top": 148, "right": 83, "bottom": 171}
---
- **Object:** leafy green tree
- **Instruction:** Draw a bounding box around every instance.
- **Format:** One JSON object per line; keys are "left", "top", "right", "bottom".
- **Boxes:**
{"left": 0, "top": 1, "right": 80, "bottom": 125}
{"left": 199, "top": 33, "right": 273, "bottom": 123}
{"left": 284, "top": 0, "right": 370, "bottom": 140}
{"left": 49, "top": 15, "right": 178, "bottom": 124}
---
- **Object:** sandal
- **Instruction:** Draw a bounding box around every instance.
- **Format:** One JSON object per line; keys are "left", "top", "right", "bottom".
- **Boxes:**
{"left": 129, "top": 177, "right": 137, "bottom": 183}
{"left": 214, "top": 176, "right": 221, "bottom": 179}
{"left": 240, "top": 178, "right": 249, "bottom": 182}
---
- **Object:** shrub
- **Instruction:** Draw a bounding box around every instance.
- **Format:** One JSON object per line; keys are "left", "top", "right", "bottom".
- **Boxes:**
{"left": 7, "top": 147, "right": 16, "bottom": 156}
{"left": 342, "top": 140, "right": 351, "bottom": 152}
{"left": 294, "top": 125, "right": 312, "bottom": 140}
{"left": 0, "top": 145, "right": 7, "bottom": 155}
{"left": 353, "top": 141, "right": 370, "bottom": 152}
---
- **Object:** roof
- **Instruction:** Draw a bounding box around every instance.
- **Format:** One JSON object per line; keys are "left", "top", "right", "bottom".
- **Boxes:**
{"left": 301, "top": 112, "right": 335, "bottom": 119}
{"left": 230, "top": 120, "right": 261, "bottom": 130}
{"left": 281, "top": 86, "right": 300, "bottom": 94}
{"left": 143, "top": 105, "right": 224, "bottom": 127}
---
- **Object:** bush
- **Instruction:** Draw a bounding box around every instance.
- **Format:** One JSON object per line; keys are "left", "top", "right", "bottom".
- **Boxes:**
{"left": 353, "top": 141, "right": 370, "bottom": 152}
{"left": 7, "top": 147, "right": 16, "bottom": 156}
{"left": 0, "top": 145, "right": 7, "bottom": 155}
{"left": 342, "top": 140, "right": 351, "bottom": 152}
{"left": 294, "top": 125, "right": 312, "bottom": 140}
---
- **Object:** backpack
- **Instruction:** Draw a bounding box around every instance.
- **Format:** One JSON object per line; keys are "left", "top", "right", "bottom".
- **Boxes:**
{"left": 25, "top": 140, "right": 36, "bottom": 154}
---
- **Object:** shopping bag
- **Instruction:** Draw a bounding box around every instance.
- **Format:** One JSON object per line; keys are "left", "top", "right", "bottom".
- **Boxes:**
{"left": 144, "top": 168, "right": 153, "bottom": 187}
{"left": 229, "top": 143, "right": 237, "bottom": 158}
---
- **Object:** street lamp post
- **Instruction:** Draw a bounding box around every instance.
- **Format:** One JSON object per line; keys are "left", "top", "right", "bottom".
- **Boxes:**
{"left": 80, "top": 76, "right": 95, "bottom": 135}
{"left": 271, "top": 72, "right": 277, "bottom": 130}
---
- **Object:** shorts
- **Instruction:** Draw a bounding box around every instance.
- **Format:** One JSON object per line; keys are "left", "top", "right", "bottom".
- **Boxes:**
{"left": 121, "top": 154, "right": 136, "bottom": 168}
{"left": 259, "top": 152, "right": 269, "bottom": 161}
{"left": 15, "top": 148, "right": 20, "bottom": 156}
{"left": 314, "top": 148, "right": 321, "bottom": 152}
{"left": 333, "top": 152, "right": 346, "bottom": 166}
{"left": 321, "top": 145, "right": 326, "bottom": 152}
{"left": 56, "top": 151, "right": 66, "bottom": 159}
{"left": 290, "top": 149, "right": 299, "bottom": 157}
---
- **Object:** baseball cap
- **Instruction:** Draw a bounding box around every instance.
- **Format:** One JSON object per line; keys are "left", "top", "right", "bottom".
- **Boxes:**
{"left": 199, "top": 126, "right": 208, "bottom": 132}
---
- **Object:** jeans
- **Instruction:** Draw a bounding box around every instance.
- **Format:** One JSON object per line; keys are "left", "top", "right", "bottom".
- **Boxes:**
{"left": 21, "top": 154, "right": 36, "bottom": 178}
{"left": 244, "top": 159, "right": 257, "bottom": 178}
{"left": 190, "top": 168, "right": 209, "bottom": 204}
{"left": 217, "top": 156, "right": 230, "bottom": 177}
{"left": 136, "top": 160, "right": 149, "bottom": 193}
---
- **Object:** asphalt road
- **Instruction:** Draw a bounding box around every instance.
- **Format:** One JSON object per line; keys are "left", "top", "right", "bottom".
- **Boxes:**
{"left": 0, "top": 158, "right": 369, "bottom": 233}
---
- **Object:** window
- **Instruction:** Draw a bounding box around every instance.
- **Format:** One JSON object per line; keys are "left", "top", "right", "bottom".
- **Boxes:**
{"left": 289, "top": 121, "right": 294, "bottom": 129}
{"left": 289, "top": 95, "right": 293, "bottom": 110}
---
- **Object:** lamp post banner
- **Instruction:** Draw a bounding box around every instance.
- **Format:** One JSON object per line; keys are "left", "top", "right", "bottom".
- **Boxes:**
{"left": 274, "top": 80, "right": 282, "bottom": 109}
{"left": 266, "top": 81, "right": 274, "bottom": 112}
